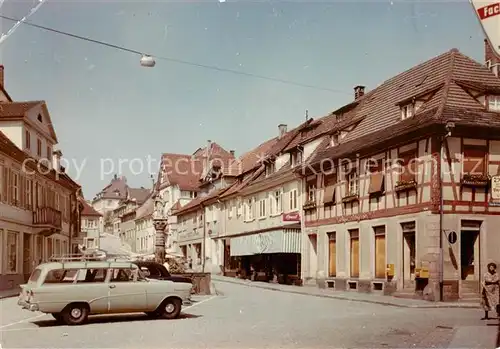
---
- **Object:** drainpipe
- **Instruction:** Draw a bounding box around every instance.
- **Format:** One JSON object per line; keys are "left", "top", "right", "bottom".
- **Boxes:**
{"left": 439, "top": 122, "right": 454, "bottom": 302}
{"left": 201, "top": 203, "right": 206, "bottom": 273}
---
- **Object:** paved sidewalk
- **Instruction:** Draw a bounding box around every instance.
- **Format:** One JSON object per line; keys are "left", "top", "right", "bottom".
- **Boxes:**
{"left": 0, "top": 287, "right": 20, "bottom": 299}
{"left": 212, "top": 275, "right": 480, "bottom": 309}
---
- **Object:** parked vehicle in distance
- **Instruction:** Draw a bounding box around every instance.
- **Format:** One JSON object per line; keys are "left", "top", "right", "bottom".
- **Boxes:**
{"left": 17, "top": 258, "right": 193, "bottom": 326}
{"left": 134, "top": 261, "right": 191, "bottom": 282}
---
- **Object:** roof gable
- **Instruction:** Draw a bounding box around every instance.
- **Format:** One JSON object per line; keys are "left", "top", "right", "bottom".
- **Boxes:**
{"left": 25, "top": 102, "right": 58, "bottom": 143}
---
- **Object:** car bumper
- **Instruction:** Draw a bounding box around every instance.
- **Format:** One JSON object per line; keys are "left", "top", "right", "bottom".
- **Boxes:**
{"left": 17, "top": 299, "right": 39, "bottom": 312}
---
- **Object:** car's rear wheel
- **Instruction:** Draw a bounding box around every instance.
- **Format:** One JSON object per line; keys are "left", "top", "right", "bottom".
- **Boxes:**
{"left": 158, "top": 298, "right": 182, "bottom": 319}
{"left": 61, "top": 303, "right": 89, "bottom": 326}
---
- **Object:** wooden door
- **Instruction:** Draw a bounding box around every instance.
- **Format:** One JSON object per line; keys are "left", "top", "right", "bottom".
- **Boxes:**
{"left": 350, "top": 238, "right": 359, "bottom": 277}
{"left": 328, "top": 239, "right": 336, "bottom": 277}
{"left": 375, "top": 234, "right": 386, "bottom": 278}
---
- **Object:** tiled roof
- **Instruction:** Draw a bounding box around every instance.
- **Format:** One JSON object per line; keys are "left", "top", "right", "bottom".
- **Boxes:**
{"left": 160, "top": 153, "right": 204, "bottom": 191}
{"left": 0, "top": 101, "right": 58, "bottom": 143}
{"left": 225, "top": 137, "right": 278, "bottom": 177}
{"left": 79, "top": 198, "right": 102, "bottom": 216}
{"left": 128, "top": 187, "right": 151, "bottom": 205}
{"left": 173, "top": 186, "right": 230, "bottom": 215}
{"left": 135, "top": 194, "right": 154, "bottom": 220}
{"left": 0, "top": 131, "right": 80, "bottom": 190}
{"left": 308, "top": 48, "right": 500, "bottom": 166}
{"left": 160, "top": 142, "right": 234, "bottom": 191}
{"left": 0, "top": 101, "right": 41, "bottom": 117}
{"left": 96, "top": 176, "right": 128, "bottom": 200}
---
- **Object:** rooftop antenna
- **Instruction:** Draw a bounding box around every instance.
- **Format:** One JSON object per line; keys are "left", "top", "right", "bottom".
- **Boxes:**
{"left": 305, "top": 109, "right": 309, "bottom": 121}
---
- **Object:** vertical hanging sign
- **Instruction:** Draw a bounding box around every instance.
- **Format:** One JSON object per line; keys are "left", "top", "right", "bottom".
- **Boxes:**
{"left": 490, "top": 175, "right": 500, "bottom": 206}
{"left": 470, "top": 0, "right": 500, "bottom": 57}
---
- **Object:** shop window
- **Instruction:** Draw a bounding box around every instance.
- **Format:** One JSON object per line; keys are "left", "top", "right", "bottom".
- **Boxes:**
{"left": 349, "top": 229, "right": 360, "bottom": 278}
{"left": 374, "top": 226, "right": 386, "bottom": 279}
{"left": 7, "top": 231, "right": 18, "bottom": 273}
{"left": 48, "top": 238, "right": 53, "bottom": 259}
{"left": 328, "top": 232, "right": 336, "bottom": 277}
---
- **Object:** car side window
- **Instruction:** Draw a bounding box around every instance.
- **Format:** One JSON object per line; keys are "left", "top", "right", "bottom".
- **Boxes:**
{"left": 76, "top": 269, "right": 107, "bottom": 283}
{"left": 111, "top": 268, "right": 135, "bottom": 282}
{"left": 43, "top": 269, "right": 79, "bottom": 284}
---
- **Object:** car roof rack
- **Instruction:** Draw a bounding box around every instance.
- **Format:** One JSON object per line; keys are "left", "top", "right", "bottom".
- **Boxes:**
{"left": 48, "top": 249, "right": 134, "bottom": 263}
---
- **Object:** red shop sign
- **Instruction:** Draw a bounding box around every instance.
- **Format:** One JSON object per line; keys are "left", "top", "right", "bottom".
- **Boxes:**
{"left": 282, "top": 212, "right": 301, "bottom": 222}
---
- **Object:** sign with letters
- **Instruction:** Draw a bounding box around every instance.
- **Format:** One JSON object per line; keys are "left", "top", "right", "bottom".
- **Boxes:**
{"left": 470, "top": 0, "right": 500, "bottom": 57}
{"left": 282, "top": 212, "right": 301, "bottom": 222}
{"left": 491, "top": 175, "right": 500, "bottom": 206}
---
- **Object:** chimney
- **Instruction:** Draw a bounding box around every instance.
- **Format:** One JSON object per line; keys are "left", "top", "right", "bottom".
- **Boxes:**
{"left": 354, "top": 85, "right": 365, "bottom": 100}
{"left": 278, "top": 124, "right": 287, "bottom": 138}
{"left": 0, "top": 65, "right": 4, "bottom": 87}
{"left": 52, "top": 149, "right": 62, "bottom": 171}
{"left": 229, "top": 150, "right": 235, "bottom": 157}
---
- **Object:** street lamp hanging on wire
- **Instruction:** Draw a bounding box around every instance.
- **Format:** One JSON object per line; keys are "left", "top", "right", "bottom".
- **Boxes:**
{"left": 140, "top": 54, "right": 156, "bottom": 68}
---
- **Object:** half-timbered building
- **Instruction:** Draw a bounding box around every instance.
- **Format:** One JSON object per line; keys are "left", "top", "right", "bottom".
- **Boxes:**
{"left": 300, "top": 42, "right": 500, "bottom": 302}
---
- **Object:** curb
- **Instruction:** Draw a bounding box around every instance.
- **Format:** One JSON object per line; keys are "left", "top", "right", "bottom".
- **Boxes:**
{"left": 213, "top": 277, "right": 480, "bottom": 309}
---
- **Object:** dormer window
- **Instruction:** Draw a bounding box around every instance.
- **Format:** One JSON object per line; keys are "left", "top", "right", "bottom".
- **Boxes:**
{"left": 266, "top": 162, "right": 275, "bottom": 176}
{"left": 401, "top": 104, "right": 414, "bottom": 120}
{"left": 488, "top": 95, "right": 500, "bottom": 112}
{"left": 291, "top": 151, "right": 302, "bottom": 167}
{"left": 330, "top": 134, "right": 339, "bottom": 147}
{"left": 37, "top": 114, "right": 42, "bottom": 122}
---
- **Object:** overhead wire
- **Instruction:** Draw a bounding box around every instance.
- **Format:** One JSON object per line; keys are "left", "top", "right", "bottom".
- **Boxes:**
{"left": 0, "top": 14, "right": 351, "bottom": 95}
{"left": 0, "top": 0, "right": 47, "bottom": 46}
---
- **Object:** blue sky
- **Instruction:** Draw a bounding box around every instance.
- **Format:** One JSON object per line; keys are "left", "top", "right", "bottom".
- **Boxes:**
{"left": 0, "top": 0, "right": 486, "bottom": 198}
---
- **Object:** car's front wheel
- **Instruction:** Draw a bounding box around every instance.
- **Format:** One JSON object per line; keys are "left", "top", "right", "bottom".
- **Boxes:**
{"left": 61, "top": 303, "right": 89, "bottom": 326}
{"left": 158, "top": 298, "right": 182, "bottom": 319}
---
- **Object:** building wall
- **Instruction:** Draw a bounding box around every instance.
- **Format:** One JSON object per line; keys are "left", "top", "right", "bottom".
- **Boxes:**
{"left": 0, "top": 152, "right": 73, "bottom": 290}
{"left": 0, "top": 120, "right": 22, "bottom": 149}
{"left": 305, "top": 135, "right": 500, "bottom": 299}
{"left": 134, "top": 218, "right": 154, "bottom": 254}
{"left": 225, "top": 180, "right": 302, "bottom": 236}
{"left": 309, "top": 211, "right": 433, "bottom": 290}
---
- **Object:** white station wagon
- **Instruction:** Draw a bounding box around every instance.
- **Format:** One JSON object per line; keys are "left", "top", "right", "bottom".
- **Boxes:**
{"left": 18, "top": 259, "right": 193, "bottom": 325}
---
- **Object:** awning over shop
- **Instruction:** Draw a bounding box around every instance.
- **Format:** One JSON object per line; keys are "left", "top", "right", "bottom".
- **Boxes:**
{"left": 230, "top": 228, "right": 301, "bottom": 257}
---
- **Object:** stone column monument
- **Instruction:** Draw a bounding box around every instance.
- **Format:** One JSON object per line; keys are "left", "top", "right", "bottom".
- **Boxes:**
{"left": 152, "top": 192, "right": 168, "bottom": 264}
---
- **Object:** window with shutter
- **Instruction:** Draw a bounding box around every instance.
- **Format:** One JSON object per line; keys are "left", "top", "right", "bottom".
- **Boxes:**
{"left": 398, "top": 150, "right": 417, "bottom": 183}
{"left": 323, "top": 174, "right": 336, "bottom": 204}
{"left": 368, "top": 159, "right": 385, "bottom": 195}
{"left": 349, "top": 229, "right": 360, "bottom": 278}
{"left": 0, "top": 164, "right": 3, "bottom": 202}
{"left": 328, "top": 232, "right": 336, "bottom": 277}
{"left": 463, "top": 145, "right": 487, "bottom": 175}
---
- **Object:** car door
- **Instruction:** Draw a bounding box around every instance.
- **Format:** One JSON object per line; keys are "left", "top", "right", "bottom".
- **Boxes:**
{"left": 107, "top": 268, "right": 147, "bottom": 313}
{"left": 75, "top": 268, "right": 110, "bottom": 314}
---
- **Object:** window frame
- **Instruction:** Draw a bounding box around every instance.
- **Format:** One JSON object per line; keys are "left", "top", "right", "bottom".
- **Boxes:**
{"left": 488, "top": 95, "right": 500, "bottom": 112}
{"left": 289, "top": 189, "right": 298, "bottom": 211}
{"left": 462, "top": 144, "right": 487, "bottom": 175}
{"left": 6, "top": 231, "right": 19, "bottom": 274}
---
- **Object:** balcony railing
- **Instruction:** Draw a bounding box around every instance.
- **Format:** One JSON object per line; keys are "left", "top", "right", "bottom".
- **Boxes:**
{"left": 33, "top": 207, "right": 62, "bottom": 229}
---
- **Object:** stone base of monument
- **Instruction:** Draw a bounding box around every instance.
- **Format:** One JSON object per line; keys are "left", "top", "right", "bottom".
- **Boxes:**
{"left": 172, "top": 273, "right": 212, "bottom": 295}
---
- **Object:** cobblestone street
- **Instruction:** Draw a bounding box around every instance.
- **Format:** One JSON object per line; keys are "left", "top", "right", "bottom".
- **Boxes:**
{"left": 0, "top": 281, "right": 497, "bottom": 348}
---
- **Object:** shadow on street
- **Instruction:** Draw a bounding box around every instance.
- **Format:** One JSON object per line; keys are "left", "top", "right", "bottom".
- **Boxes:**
{"left": 32, "top": 312, "right": 202, "bottom": 327}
